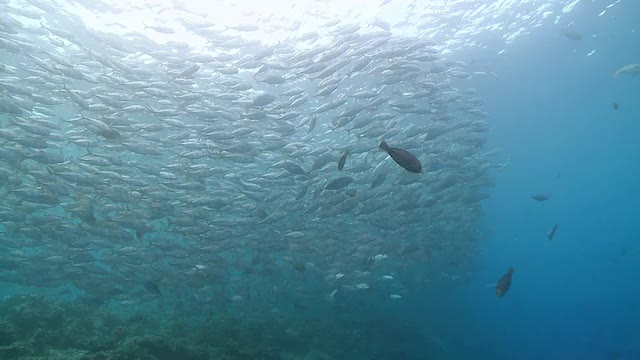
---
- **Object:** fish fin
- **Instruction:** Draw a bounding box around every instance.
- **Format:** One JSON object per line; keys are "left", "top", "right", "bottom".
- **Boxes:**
{"left": 485, "top": 283, "right": 497, "bottom": 288}
{"left": 379, "top": 139, "right": 389, "bottom": 151}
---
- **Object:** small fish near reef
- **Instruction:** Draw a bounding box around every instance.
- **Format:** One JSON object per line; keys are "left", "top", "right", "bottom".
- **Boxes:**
{"left": 496, "top": 267, "right": 514, "bottom": 297}
{"left": 531, "top": 193, "right": 551, "bottom": 201}
{"left": 379, "top": 139, "right": 422, "bottom": 173}
{"left": 547, "top": 224, "right": 558, "bottom": 240}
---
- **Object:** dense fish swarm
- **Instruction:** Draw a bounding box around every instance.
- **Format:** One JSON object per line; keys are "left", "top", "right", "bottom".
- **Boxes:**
{"left": 0, "top": 0, "right": 505, "bottom": 315}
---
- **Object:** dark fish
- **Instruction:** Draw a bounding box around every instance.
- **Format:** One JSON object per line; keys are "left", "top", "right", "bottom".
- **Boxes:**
{"left": 379, "top": 139, "right": 421, "bottom": 173}
{"left": 495, "top": 267, "right": 514, "bottom": 297}
{"left": 282, "top": 162, "right": 307, "bottom": 176}
{"left": 547, "top": 224, "right": 558, "bottom": 240}
{"left": 97, "top": 127, "right": 120, "bottom": 139}
{"left": 143, "top": 281, "right": 161, "bottom": 295}
{"left": 252, "top": 93, "right": 276, "bottom": 106}
{"left": 338, "top": 151, "right": 348, "bottom": 171}
{"left": 531, "top": 193, "right": 551, "bottom": 201}
{"left": 612, "top": 102, "right": 619, "bottom": 111}
{"left": 325, "top": 176, "right": 354, "bottom": 190}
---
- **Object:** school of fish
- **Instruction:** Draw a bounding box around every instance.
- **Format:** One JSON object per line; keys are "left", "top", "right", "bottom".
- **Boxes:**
{"left": 0, "top": 0, "right": 515, "bottom": 311}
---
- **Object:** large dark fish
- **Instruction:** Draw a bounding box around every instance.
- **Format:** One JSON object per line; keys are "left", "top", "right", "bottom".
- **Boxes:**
{"left": 379, "top": 139, "right": 421, "bottom": 173}
{"left": 531, "top": 193, "right": 551, "bottom": 201}
{"left": 495, "top": 267, "right": 514, "bottom": 297}
{"left": 338, "top": 151, "right": 348, "bottom": 171}
{"left": 547, "top": 224, "right": 558, "bottom": 240}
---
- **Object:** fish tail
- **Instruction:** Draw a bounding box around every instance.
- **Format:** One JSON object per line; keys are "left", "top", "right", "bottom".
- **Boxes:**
{"left": 379, "top": 139, "right": 389, "bottom": 151}
{"left": 508, "top": 267, "right": 515, "bottom": 274}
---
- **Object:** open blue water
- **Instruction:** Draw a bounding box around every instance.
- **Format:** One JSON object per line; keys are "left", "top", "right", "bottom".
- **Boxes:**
{"left": 448, "top": 3, "right": 640, "bottom": 358}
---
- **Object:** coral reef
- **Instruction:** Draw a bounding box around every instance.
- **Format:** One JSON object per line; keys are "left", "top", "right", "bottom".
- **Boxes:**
{"left": 0, "top": 295, "right": 367, "bottom": 360}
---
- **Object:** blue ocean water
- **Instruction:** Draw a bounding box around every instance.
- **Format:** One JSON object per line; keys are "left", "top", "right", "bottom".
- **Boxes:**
{"left": 449, "top": 3, "right": 640, "bottom": 359}
{"left": 0, "top": 0, "right": 638, "bottom": 359}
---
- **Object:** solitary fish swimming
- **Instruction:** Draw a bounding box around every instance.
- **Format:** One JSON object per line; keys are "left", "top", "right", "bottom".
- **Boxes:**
{"left": 547, "top": 224, "right": 558, "bottom": 240}
{"left": 613, "top": 64, "right": 640, "bottom": 78}
{"left": 379, "top": 139, "right": 421, "bottom": 173}
{"left": 495, "top": 267, "right": 514, "bottom": 297}
{"left": 531, "top": 193, "right": 551, "bottom": 201}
